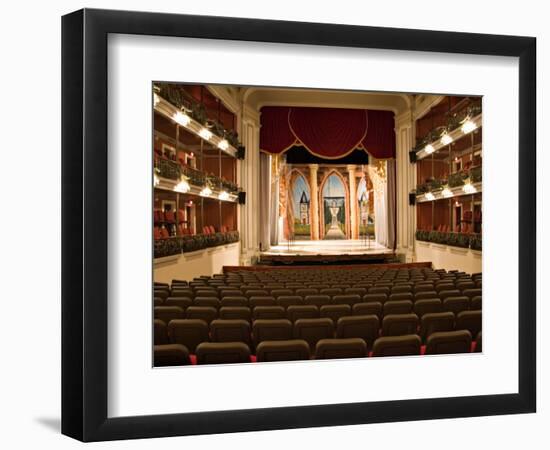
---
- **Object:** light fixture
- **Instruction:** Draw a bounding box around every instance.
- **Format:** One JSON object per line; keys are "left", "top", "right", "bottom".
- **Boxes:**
{"left": 174, "top": 178, "right": 190, "bottom": 193}
{"left": 218, "top": 139, "right": 229, "bottom": 151}
{"left": 218, "top": 190, "right": 230, "bottom": 201}
{"left": 441, "top": 187, "right": 453, "bottom": 198}
{"left": 173, "top": 111, "right": 191, "bottom": 127}
{"left": 153, "top": 93, "right": 160, "bottom": 107}
{"left": 424, "top": 144, "right": 435, "bottom": 154}
{"left": 461, "top": 118, "right": 477, "bottom": 134}
{"left": 463, "top": 182, "right": 477, "bottom": 194}
{"left": 199, "top": 128, "right": 213, "bottom": 140}
{"left": 200, "top": 186, "right": 213, "bottom": 197}
{"left": 153, "top": 173, "right": 160, "bottom": 186}
{"left": 440, "top": 132, "right": 453, "bottom": 145}
{"left": 425, "top": 192, "right": 435, "bottom": 200}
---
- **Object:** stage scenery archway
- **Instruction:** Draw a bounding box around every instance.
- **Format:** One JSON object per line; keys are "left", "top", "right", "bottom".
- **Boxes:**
{"left": 289, "top": 171, "right": 311, "bottom": 240}
{"left": 321, "top": 173, "right": 348, "bottom": 240}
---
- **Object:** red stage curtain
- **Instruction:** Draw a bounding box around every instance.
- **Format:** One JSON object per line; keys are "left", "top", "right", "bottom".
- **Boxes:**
{"left": 260, "top": 106, "right": 396, "bottom": 159}
{"left": 361, "top": 110, "right": 396, "bottom": 159}
{"left": 289, "top": 108, "right": 367, "bottom": 159}
{"left": 259, "top": 107, "right": 297, "bottom": 153}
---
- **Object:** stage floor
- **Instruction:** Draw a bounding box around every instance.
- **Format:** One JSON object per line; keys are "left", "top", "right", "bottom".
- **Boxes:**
{"left": 262, "top": 239, "right": 392, "bottom": 256}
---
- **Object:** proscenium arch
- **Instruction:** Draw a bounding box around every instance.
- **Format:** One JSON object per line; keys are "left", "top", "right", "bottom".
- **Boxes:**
{"left": 318, "top": 169, "right": 351, "bottom": 239}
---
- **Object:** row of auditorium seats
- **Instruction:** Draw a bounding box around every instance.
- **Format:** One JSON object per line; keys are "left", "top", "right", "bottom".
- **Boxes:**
{"left": 155, "top": 330, "right": 482, "bottom": 366}
{"left": 155, "top": 309, "right": 481, "bottom": 348}
{"left": 153, "top": 267, "right": 481, "bottom": 365}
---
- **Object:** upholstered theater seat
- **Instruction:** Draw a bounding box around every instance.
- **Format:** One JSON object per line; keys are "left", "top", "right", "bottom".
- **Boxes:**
{"left": 185, "top": 306, "right": 217, "bottom": 324}
{"left": 419, "top": 312, "right": 455, "bottom": 341}
{"left": 154, "top": 344, "right": 191, "bottom": 366}
{"left": 425, "top": 330, "right": 472, "bottom": 355}
{"left": 219, "top": 306, "right": 251, "bottom": 322}
{"left": 256, "top": 339, "right": 311, "bottom": 362}
{"left": 336, "top": 315, "right": 379, "bottom": 347}
{"left": 293, "top": 318, "right": 334, "bottom": 350}
{"left": 252, "top": 319, "right": 293, "bottom": 346}
{"left": 413, "top": 299, "right": 442, "bottom": 317}
{"left": 154, "top": 319, "right": 169, "bottom": 345}
{"left": 382, "top": 313, "right": 419, "bottom": 336}
{"left": 167, "top": 319, "right": 209, "bottom": 353}
{"left": 210, "top": 319, "right": 251, "bottom": 345}
{"left": 383, "top": 300, "right": 413, "bottom": 316}
{"left": 253, "top": 306, "right": 286, "bottom": 320}
{"left": 455, "top": 310, "right": 482, "bottom": 337}
{"left": 372, "top": 335, "right": 421, "bottom": 357}
{"left": 154, "top": 306, "right": 185, "bottom": 324}
{"left": 195, "top": 342, "right": 251, "bottom": 365}
{"left": 314, "top": 338, "right": 367, "bottom": 359}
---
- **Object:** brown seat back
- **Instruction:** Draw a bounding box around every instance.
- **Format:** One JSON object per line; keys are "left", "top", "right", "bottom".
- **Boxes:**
{"left": 195, "top": 342, "right": 251, "bottom": 364}
{"left": 426, "top": 330, "right": 472, "bottom": 354}
{"left": 167, "top": 319, "right": 209, "bottom": 352}
{"left": 336, "top": 315, "right": 379, "bottom": 347}
{"left": 210, "top": 319, "right": 251, "bottom": 345}
{"left": 382, "top": 313, "right": 419, "bottom": 336}
{"left": 372, "top": 335, "right": 421, "bottom": 357}
{"left": 293, "top": 318, "right": 334, "bottom": 350}
{"left": 256, "top": 339, "right": 310, "bottom": 362}
{"left": 314, "top": 338, "right": 367, "bottom": 359}
{"left": 154, "top": 344, "right": 190, "bottom": 366}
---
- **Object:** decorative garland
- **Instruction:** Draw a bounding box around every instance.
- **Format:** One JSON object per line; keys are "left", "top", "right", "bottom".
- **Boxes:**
{"left": 415, "top": 230, "right": 481, "bottom": 250}
{"left": 412, "top": 102, "right": 482, "bottom": 153}
{"left": 416, "top": 167, "right": 481, "bottom": 195}
{"left": 154, "top": 230, "right": 240, "bottom": 258}
{"left": 155, "top": 83, "right": 242, "bottom": 149}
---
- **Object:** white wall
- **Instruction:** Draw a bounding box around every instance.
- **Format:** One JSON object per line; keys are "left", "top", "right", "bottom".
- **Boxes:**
{"left": 1, "top": 1, "right": 547, "bottom": 450}
{"left": 415, "top": 241, "right": 482, "bottom": 273}
{"left": 154, "top": 243, "right": 240, "bottom": 283}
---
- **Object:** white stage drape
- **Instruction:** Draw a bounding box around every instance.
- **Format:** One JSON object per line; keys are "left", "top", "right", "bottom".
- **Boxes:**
{"left": 369, "top": 159, "right": 389, "bottom": 248}
{"left": 259, "top": 153, "right": 271, "bottom": 251}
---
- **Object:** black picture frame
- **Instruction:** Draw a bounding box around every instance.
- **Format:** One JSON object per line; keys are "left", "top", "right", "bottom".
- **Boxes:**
{"left": 62, "top": 8, "right": 536, "bottom": 442}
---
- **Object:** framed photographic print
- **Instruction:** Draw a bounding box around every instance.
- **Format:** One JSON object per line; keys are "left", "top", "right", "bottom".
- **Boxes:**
{"left": 62, "top": 8, "right": 536, "bottom": 442}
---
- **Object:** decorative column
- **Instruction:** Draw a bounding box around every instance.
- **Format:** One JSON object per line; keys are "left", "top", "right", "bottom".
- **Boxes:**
{"left": 395, "top": 110, "right": 416, "bottom": 261}
{"left": 239, "top": 105, "right": 261, "bottom": 265}
{"left": 347, "top": 165, "right": 358, "bottom": 239}
{"left": 308, "top": 164, "right": 320, "bottom": 240}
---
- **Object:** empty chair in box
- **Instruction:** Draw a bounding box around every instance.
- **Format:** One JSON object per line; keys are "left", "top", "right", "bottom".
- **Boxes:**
{"left": 455, "top": 310, "right": 482, "bottom": 337}
{"left": 352, "top": 302, "right": 382, "bottom": 319}
{"left": 277, "top": 295, "right": 303, "bottom": 309}
{"left": 383, "top": 300, "right": 413, "bottom": 316}
{"left": 287, "top": 305, "right": 319, "bottom": 322}
{"left": 219, "top": 306, "right": 251, "bottom": 322}
{"left": 195, "top": 342, "right": 251, "bottom": 365}
{"left": 154, "top": 319, "right": 169, "bottom": 345}
{"left": 256, "top": 339, "right": 311, "bottom": 362}
{"left": 154, "top": 344, "right": 191, "bottom": 366}
{"left": 210, "top": 319, "right": 251, "bottom": 345}
{"left": 314, "top": 338, "right": 367, "bottom": 360}
{"left": 154, "top": 306, "right": 185, "bottom": 324}
{"left": 167, "top": 319, "right": 209, "bottom": 353}
{"left": 293, "top": 318, "right": 334, "bottom": 350}
{"left": 382, "top": 313, "right": 419, "bottom": 336}
{"left": 420, "top": 312, "right": 455, "bottom": 341}
{"left": 320, "top": 304, "right": 351, "bottom": 324}
{"left": 253, "top": 306, "right": 286, "bottom": 320}
{"left": 336, "top": 315, "right": 379, "bottom": 347}
{"left": 425, "top": 330, "right": 472, "bottom": 355}
{"left": 414, "top": 299, "right": 442, "bottom": 318}
{"left": 185, "top": 306, "right": 217, "bottom": 324}
{"left": 372, "top": 335, "right": 421, "bottom": 357}
{"left": 252, "top": 319, "right": 293, "bottom": 346}
{"left": 443, "top": 296, "right": 470, "bottom": 315}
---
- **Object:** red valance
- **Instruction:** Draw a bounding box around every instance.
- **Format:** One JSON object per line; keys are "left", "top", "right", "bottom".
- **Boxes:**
{"left": 260, "top": 106, "right": 396, "bottom": 159}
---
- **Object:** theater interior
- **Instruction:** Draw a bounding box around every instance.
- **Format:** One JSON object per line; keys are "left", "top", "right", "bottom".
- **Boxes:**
{"left": 152, "top": 83, "right": 482, "bottom": 366}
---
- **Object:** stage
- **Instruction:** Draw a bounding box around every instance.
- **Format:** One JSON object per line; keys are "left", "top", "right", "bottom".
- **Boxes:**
{"left": 258, "top": 239, "right": 396, "bottom": 266}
